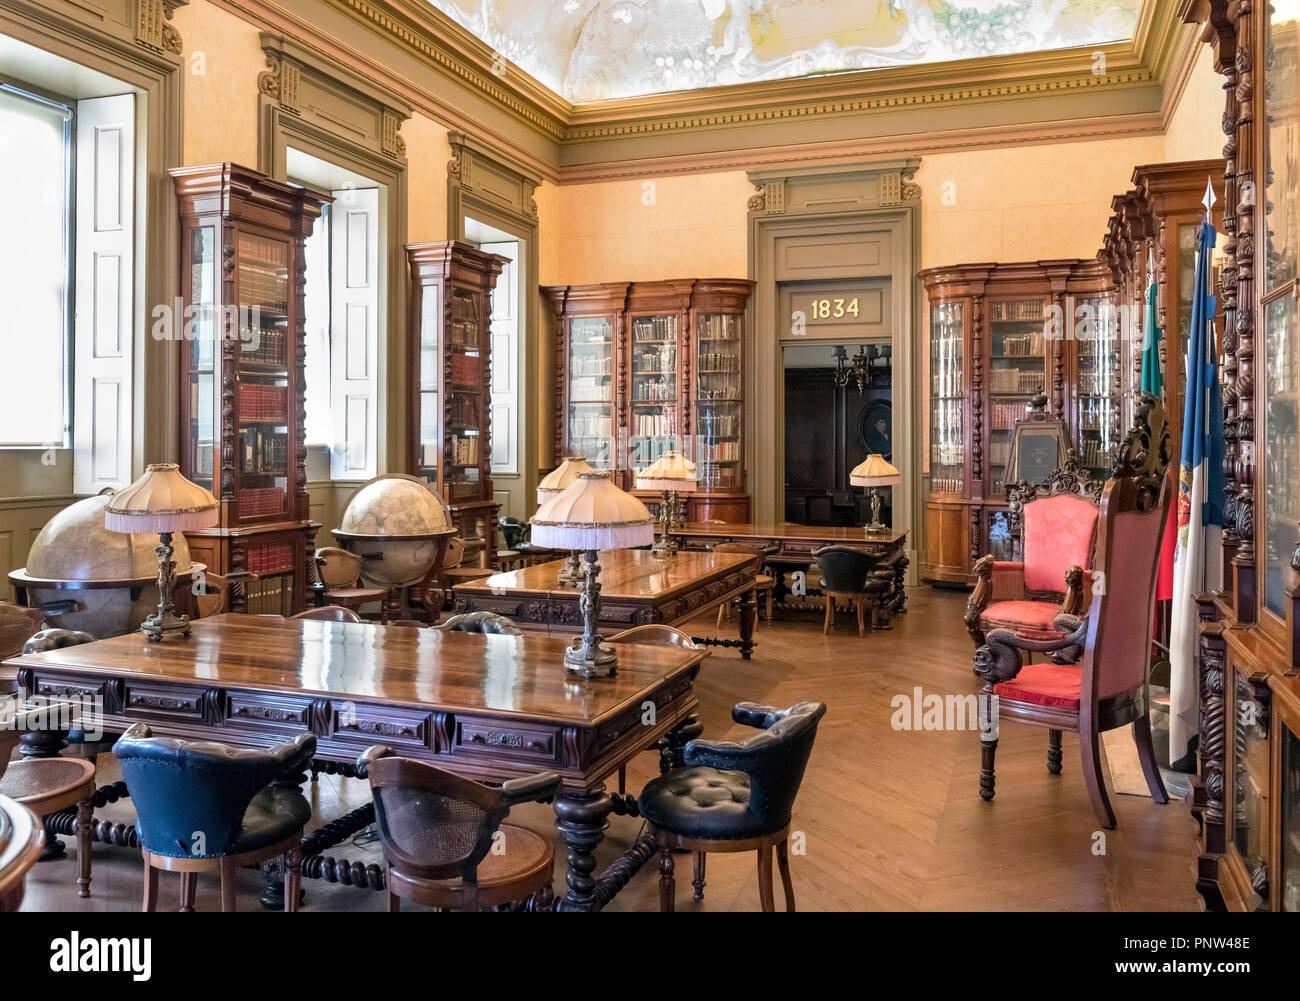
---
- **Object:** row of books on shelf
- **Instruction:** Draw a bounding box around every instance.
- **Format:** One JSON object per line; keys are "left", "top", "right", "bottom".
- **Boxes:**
{"left": 698, "top": 350, "right": 740, "bottom": 373}
{"left": 447, "top": 395, "right": 479, "bottom": 426}
{"left": 701, "top": 441, "right": 739, "bottom": 462}
{"left": 990, "top": 299, "right": 1043, "bottom": 322}
{"left": 240, "top": 425, "right": 287, "bottom": 475}
{"left": 930, "top": 466, "right": 963, "bottom": 493}
{"left": 698, "top": 314, "right": 738, "bottom": 340}
{"left": 1077, "top": 397, "right": 1118, "bottom": 432}
{"left": 240, "top": 327, "right": 289, "bottom": 368}
{"left": 633, "top": 348, "right": 676, "bottom": 373}
{"left": 698, "top": 413, "right": 739, "bottom": 437}
{"left": 990, "top": 368, "right": 1041, "bottom": 393}
{"left": 632, "top": 315, "right": 678, "bottom": 341}
{"left": 989, "top": 401, "right": 1028, "bottom": 430}
{"left": 994, "top": 331, "right": 1045, "bottom": 357}
{"left": 570, "top": 381, "right": 611, "bottom": 401}
{"left": 245, "top": 538, "right": 294, "bottom": 574}
{"left": 240, "top": 382, "right": 288, "bottom": 421}
{"left": 1077, "top": 373, "right": 1120, "bottom": 396}
{"left": 237, "top": 259, "right": 288, "bottom": 314}
{"left": 633, "top": 378, "right": 675, "bottom": 402}
{"left": 448, "top": 321, "right": 480, "bottom": 350}
{"left": 240, "top": 487, "right": 286, "bottom": 520}
{"left": 1078, "top": 437, "right": 1113, "bottom": 469}
{"left": 634, "top": 410, "right": 678, "bottom": 438}
{"left": 697, "top": 389, "right": 740, "bottom": 402}
{"left": 450, "top": 434, "right": 479, "bottom": 466}
{"left": 450, "top": 354, "right": 481, "bottom": 385}
{"left": 571, "top": 415, "right": 612, "bottom": 438}
{"left": 572, "top": 319, "right": 612, "bottom": 345}
{"left": 572, "top": 354, "right": 612, "bottom": 377}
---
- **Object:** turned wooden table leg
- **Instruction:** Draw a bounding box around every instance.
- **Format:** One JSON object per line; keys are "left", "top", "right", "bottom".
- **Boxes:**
{"left": 738, "top": 585, "right": 757, "bottom": 660}
{"left": 553, "top": 789, "right": 612, "bottom": 912}
{"left": 659, "top": 846, "right": 676, "bottom": 912}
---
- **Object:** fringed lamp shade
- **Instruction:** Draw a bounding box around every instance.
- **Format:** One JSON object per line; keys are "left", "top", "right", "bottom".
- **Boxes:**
{"left": 531, "top": 473, "right": 654, "bottom": 550}
{"left": 849, "top": 454, "right": 901, "bottom": 488}
{"left": 537, "top": 456, "right": 596, "bottom": 506}
{"left": 105, "top": 464, "right": 219, "bottom": 534}
{"left": 635, "top": 450, "right": 698, "bottom": 493}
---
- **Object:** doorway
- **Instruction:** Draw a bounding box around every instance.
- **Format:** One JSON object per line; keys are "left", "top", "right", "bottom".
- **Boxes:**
{"left": 783, "top": 342, "right": 893, "bottom": 526}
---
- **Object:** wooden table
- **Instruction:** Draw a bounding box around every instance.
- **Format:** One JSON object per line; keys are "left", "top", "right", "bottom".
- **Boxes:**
{"left": 4, "top": 613, "right": 710, "bottom": 912}
{"left": 450, "top": 549, "right": 762, "bottom": 658}
{"left": 670, "top": 522, "right": 909, "bottom": 614}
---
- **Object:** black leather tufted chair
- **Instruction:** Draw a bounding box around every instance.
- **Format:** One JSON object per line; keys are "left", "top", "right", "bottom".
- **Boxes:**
{"left": 637, "top": 700, "right": 827, "bottom": 912}
{"left": 814, "top": 544, "right": 887, "bottom": 636}
{"left": 113, "top": 723, "right": 316, "bottom": 911}
{"left": 437, "top": 611, "right": 525, "bottom": 636}
{"left": 20, "top": 628, "right": 96, "bottom": 654}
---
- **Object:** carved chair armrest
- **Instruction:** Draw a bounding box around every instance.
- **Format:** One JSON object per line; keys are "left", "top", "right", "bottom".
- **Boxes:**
{"left": 269, "top": 732, "right": 317, "bottom": 778}
{"left": 500, "top": 770, "right": 561, "bottom": 805}
{"left": 965, "top": 557, "right": 1026, "bottom": 643}
{"left": 355, "top": 743, "right": 396, "bottom": 778}
{"left": 682, "top": 736, "right": 760, "bottom": 771}
{"left": 731, "top": 701, "right": 786, "bottom": 730}
{"left": 973, "top": 614, "right": 1089, "bottom": 684}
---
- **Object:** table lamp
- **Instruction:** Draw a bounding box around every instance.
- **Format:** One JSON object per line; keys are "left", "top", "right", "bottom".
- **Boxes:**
{"left": 105, "top": 463, "right": 219, "bottom": 642}
{"left": 850, "top": 454, "right": 901, "bottom": 535}
{"left": 537, "top": 456, "right": 596, "bottom": 587}
{"left": 635, "top": 450, "right": 697, "bottom": 558}
{"left": 530, "top": 472, "right": 654, "bottom": 677}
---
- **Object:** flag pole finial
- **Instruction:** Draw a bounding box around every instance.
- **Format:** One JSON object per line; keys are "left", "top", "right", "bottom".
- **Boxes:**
{"left": 1202, "top": 176, "right": 1217, "bottom": 216}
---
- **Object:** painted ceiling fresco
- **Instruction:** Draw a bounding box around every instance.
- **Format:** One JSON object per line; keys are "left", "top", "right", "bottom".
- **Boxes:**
{"left": 427, "top": 0, "right": 1146, "bottom": 103}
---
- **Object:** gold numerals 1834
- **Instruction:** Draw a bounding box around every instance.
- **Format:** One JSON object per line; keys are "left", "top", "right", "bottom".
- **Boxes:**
{"left": 810, "top": 297, "right": 860, "bottom": 320}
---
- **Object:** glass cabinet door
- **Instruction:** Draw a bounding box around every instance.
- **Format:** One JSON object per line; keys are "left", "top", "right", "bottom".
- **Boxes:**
{"left": 695, "top": 312, "right": 742, "bottom": 491}
{"left": 445, "top": 287, "right": 484, "bottom": 499}
{"left": 186, "top": 225, "right": 218, "bottom": 496}
{"left": 929, "top": 302, "right": 965, "bottom": 494}
{"left": 987, "top": 297, "right": 1047, "bottom": 494}
{"left": 629, "top": 312, "right": 679, "bottom": 477}
{"left": 1075, "top": 294, "right": 1123, "bottom": 479}
{"left": 567, "top": 316, "right": 614, "bottom": 469}
{"left": 1232, "top": 672, "right": 1269, "bottom": 898}
{"left": 235, "top": 232, "right": 291, "bottom": 521}
{"left": 415, "top": 284, "right": 440, "bottom": 484}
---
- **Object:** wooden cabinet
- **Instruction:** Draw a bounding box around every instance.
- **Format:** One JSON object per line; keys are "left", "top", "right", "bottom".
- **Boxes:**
{"left": 545, "top": 278, "right": 753, "bottom": 522}
{"left": 1184, "top": 0, "right": 1300, "bottom": 911}
{"left": 917, "top": 259, "right": 1117, "bottom": 583}
{"left": 407, "top": 241, "right": 507, "bottom": 568}
{"left": 172, "top": 163, "right": 328, "bottom": 614}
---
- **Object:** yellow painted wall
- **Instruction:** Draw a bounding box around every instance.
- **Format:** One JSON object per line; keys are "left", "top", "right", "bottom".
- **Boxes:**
{"left": 172, "top": 1, "right": 262, "bottom": 167}
{"left": 406, "top": 112, "right": 452, "bottom": 243}
{"left": 1164, "top": 44, "right": 1226, "bottom": 163}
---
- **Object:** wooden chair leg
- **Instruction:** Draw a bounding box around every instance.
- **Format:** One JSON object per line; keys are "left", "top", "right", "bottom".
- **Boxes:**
{"left": 716, "top": 603, "right": 726, "bottom": 629}
{"left": 1047, "top": 729, "right": 1063, "bottom": 775}
{"left": 979, "top": 736, "right": 998, "bottom": 801}
{"left": 284, "top": 844, "right": 302, "bottom": 913}
{"left": 219, "top": 857, "right": 237, "bottom": 912}
{"left": 617, "top": 766, "right": 626, "bottom": 795}
{"left": 1080, "top": 728, "right": 1117, "bottom": 829}
{"left": 178, "top": 871, "right": 198, "bottom": 912}
{"left": 142, "top": 856, "right": 158, "bottom": 913}
{"left": 775, "top": 837, "right": 796, "bottom": 912}
{"left": 823, "top": 595, "right": 834, "bottom": 634}
{"left": 756, "top": 842, "right": 776, "bottom": 912}
{"left": 1132, "top": 714, "right": 1169, "bottom": 804}
{"left": 856, "top": 597, "right": 866, "bottom": 637}
{"left": 765, "top": 588, "right": 772, "bottom": 622}
{"left": 692, "top": 851, "right": 707, "bottom": 901}
{"left": 658, "top": 846, "right": 675, "bottom": 913}
{"left": 75, "top": 796, "right": 92, "bottom": 898}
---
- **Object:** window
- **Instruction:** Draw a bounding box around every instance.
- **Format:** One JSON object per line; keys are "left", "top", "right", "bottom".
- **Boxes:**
{"left": 0, "top": 84, "right": 71, "bottom": 446}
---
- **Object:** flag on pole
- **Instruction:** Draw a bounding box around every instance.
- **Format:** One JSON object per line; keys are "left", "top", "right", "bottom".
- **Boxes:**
{"left": 1169, "top": 179, "right": 1227, "bottom": 772}
{"left": 1141, "top": 251, "right": 1177, "bottom": 603}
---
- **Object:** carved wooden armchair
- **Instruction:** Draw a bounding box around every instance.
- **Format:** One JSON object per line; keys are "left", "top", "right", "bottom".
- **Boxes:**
{"left": 964, "top": 451, "right": 1102, "bottom": 649}
{"left": 973, "top": 396, "right": 1170, "bottom": 829}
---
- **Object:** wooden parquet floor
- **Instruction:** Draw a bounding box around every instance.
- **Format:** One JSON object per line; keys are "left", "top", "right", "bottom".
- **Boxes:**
{"left": 17, "top": 587, "right": 1202, "bottom": 912}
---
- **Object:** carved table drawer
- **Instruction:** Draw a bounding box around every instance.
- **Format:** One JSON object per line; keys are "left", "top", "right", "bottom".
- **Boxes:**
{"left": 331, "top": 704, "right": 432, "bottom": 750}
{"left": 225, "top": 691, "right": 311, "bottom": 734}
{"left": 681, "top": 536, "right": 725, "bottom": 550}
{"left": 778, "top": 541, "right": 820, "bottom": 556}
{"left": 123, "top": 682, "right": 206, "bottom": 722}
{"left": 453, "top": 717, "right": 559, "bottom": 762}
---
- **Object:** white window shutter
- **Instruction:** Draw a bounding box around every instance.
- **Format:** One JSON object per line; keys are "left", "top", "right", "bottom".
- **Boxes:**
{"left": 73, "top": 93, "right": 134, "bottom": 494}
{"left": 329, "top": 188, "right": 379, "bottom": 480}
{"left": 481, "top": 241, "right": 518, "bottom": 475}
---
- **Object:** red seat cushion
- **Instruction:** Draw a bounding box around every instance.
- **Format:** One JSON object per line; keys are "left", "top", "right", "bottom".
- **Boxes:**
{"left": 981, "top": 600, "right": 1063, "bottom": 635}
{"left": 993, "top": 662, "right": 1082, "bottom": 710}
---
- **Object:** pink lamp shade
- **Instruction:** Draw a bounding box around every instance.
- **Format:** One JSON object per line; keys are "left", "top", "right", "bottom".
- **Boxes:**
{"left": 105, "top": 463, "right": 219, "bottom": 534}
{"left": 530, "top": 472, "right": 654, "bottom": 551}
{"left": 850, "top": 454, "right": 901, "bottom": 488}
{"left": 635, "top": 450, "right": 698, "bottom": 493}
{"left": 537, "top": 456, "right": 597, "bottom": 506}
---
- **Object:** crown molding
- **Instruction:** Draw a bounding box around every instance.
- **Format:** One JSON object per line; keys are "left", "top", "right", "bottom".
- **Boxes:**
{"left": 209, "top": 0, "right": 1201, "bottom": 185}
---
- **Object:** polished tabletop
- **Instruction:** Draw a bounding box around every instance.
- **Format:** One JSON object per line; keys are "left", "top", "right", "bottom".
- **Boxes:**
{"left": 671, "top": 521, "right": 906, "bottom": 544}
{"left": 4, "top": 613, "right": 707, "bottom": 726}
{"left": 452, "top": 548, "right": 756, "bottom": 601}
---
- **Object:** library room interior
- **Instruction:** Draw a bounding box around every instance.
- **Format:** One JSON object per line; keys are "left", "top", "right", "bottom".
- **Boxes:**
{"left": 0, "top": 0, "right": 1295, "bottom": 932}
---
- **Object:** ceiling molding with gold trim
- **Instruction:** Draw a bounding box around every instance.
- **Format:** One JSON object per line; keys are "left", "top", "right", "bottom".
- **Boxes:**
{"left": 209, "top": 0, "right": 1204, "bottom": 184}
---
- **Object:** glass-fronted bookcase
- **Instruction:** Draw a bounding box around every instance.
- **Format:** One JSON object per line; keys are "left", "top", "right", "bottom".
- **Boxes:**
{"left": 172, "top": 163, "right": 328, "bottom": 614}
{"left": 407, "top": 241, "right": 507, "bottom": 567}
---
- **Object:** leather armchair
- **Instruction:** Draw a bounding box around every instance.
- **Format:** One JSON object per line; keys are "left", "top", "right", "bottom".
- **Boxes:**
{"left": 638, "top": 700, "right": 827, "bottom": 911}
{"left": 21, "top": 628, "right": 96, "bottom": 654}
{"left": 814, "top": 545, "right": 887, "bottom": 636}
{"left": 113, "top": 723, "right": 316, "bottom": 911}
{"left": 437, "top": 611, "right": 524, "bottom": 636}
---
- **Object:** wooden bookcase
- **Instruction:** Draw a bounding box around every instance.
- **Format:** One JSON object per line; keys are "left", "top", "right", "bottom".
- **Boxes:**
{"left": 1183, "top": 0, "right": 1300, "bottom": 912}
{"left": 545, "top": 278, "right": 754, "bottom": 522}
{"left": 172, "top": 163, "right": 328, "bottom": 615}
{"left": 918, "top": 259, "right": 1119, "bottom": 583}
{"left": 407, "top": 241, "right": 508, "bottom": 568}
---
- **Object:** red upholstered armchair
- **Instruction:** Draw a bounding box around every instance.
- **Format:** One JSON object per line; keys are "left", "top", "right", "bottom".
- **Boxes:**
{"left": 972, "top": 397, "right": 1170, "bottom": 829}
{"left": 964, "top": 452, "right": 1102, "bottom": 648}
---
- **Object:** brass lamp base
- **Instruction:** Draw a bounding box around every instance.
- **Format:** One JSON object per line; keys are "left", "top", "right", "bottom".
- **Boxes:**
{"left": 565, "top": 549, "right": 617, "bottom": 678}
{"left": 142, "top": 531, "right": 191, "bottom": 642}
{"left": 864, "top": 487, "right": 890, "bottom": 535}
{"left": 650, "top": 489, "right": 681, "bottom": 558}
{"left": 141, "top": 609, "right": 192, "bottom": 643}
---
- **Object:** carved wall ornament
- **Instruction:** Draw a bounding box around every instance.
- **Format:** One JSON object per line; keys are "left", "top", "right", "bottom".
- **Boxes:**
{"left": 135, "top": 0, "right": 185, "bottom": 57}
{"left": 749, "top": 179, "right": 785, "bottom": 215}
